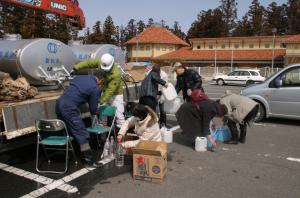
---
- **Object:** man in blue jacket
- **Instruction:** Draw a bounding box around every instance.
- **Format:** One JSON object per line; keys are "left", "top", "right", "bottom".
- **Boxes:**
{"left": 56, "top": 71, "right": 103, "bottom": 167}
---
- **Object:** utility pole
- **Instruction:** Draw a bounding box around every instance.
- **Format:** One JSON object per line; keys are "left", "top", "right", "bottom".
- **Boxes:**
{"left": 271, "top": 28, "right": 277, "bottom": 74}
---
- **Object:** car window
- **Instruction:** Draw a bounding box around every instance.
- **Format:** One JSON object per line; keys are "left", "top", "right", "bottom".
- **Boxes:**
{"left": 228, "top": 71, "right": 238, "bottom": 76}
{"left": 240, "top": 71, "right": 250, "bottom": 76}
{"left": 249, "top": 71, "right": 258, "bottom": 76}
{"left": 281, "top": 67, "right": 300, "bottom": 87}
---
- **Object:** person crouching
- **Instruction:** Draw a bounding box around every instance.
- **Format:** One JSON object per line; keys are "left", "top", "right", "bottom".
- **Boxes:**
{"left": 117, "top": 104, "right": 161, "bottom": 148}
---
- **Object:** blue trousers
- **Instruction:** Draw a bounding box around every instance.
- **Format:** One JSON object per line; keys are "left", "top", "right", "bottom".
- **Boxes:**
{"left": 55, "top": 98, "right": 89, "bottom": 145}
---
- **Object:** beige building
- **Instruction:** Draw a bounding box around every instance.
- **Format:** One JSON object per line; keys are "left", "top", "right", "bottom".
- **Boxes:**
{"left": 284, "top": 35, "right": 300, "bottom": 65}
{"left": 155, "top": 35, "right": 290, "bottom": 68}
{"left": 125, "top": 26, "right": 189, "bottom": 62}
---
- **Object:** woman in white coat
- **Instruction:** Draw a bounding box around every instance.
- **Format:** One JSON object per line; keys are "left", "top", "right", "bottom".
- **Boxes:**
{"left": 117, "top": 104, "right": 161, "bottom": 148}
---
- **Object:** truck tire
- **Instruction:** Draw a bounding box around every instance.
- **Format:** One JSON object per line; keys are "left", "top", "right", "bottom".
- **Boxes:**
{"left": 217, "top": 79, "right": 224, "bottom": 86}
{"left": 254, "top": 102, "right": 266, "bottom": 122}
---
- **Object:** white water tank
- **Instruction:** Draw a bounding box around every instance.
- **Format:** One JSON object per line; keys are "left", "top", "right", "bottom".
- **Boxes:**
{"left": 0, "top": 37, "right": 76, "bottom": 86}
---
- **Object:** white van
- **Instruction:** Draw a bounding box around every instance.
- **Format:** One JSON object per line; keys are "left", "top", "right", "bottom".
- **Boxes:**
{"left": 241, "top": 64, "right": 300, "bottom": 122}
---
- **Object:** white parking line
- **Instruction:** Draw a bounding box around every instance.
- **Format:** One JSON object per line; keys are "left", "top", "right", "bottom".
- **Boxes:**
{"left": 286, "top": 157, "right": 300, "bottom": 163}
{"left": 21, "top": 158, "right": 112, "bottom": 197}
{"left": 0, "top": 162, "right": 78, "bottom": 194}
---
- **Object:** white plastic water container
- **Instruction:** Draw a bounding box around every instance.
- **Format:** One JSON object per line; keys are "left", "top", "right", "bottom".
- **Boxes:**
{"left": 164, "top": 97, "right": 182, "bottom": 114}
{"left": 195, "top": 137, "right": 207, "bottom": 152}
{"left": 162, "top": 83, "right": 177, "bottom": 101}
{"left": 161, "top": 127, "right": 173, "bottom": 143}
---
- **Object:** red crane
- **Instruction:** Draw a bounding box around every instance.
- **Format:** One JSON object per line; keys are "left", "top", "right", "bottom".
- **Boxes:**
{"left": 0, "top": 0, "right": 85, "bottom": 29}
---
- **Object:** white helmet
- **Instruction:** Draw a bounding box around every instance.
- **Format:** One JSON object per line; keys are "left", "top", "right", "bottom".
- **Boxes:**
{"left": 100, "top": 53, "right": 114, "bottom": 71}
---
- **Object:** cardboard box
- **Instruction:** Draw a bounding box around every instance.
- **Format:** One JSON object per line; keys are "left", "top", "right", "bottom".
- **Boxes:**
{"left": 132, "top": 140, "right": 167, "bottom": 183}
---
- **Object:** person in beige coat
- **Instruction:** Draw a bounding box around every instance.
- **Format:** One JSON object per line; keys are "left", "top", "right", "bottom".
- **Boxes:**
{"left": 219, "top": 90, "right": 259, "bottom": 144}
{"left": 117, "top": 104, "right": 161, "bottom": 148}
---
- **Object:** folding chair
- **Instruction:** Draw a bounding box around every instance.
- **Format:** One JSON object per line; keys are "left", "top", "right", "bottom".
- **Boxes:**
{"left": 86, "top": 105, "right": 117, "bottom": 147}
{"left": 35, "top": 119, "right": 78, "bottom": 174}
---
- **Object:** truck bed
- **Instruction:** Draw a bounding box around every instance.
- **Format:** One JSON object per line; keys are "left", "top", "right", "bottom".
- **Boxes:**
{"left": 0, "top": 90, "right": 63, "bottom": 140}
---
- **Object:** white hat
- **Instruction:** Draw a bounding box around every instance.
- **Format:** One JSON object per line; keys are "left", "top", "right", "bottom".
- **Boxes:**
{"left": 174, "top": 62, "right": 182, "bottom": 67}
{"left": 100, "top": 53, "right": 114, "bottom": 71}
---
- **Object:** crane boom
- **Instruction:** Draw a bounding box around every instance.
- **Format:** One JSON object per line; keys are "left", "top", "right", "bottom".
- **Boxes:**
{"left": 0, "top": 0, "right": 85, "bottom": 29}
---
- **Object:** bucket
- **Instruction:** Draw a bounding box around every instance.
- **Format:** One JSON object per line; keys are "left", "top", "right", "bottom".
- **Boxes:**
{"left": 161, "top": 127, "right": 173, "bottom": 143}
{"left": 195, "top": 137, "right": 207, "bottom": 152}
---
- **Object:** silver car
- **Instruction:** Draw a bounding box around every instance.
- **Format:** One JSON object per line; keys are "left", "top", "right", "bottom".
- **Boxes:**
{"left": 241, "top": 64, "right": 300, "bottom": 122}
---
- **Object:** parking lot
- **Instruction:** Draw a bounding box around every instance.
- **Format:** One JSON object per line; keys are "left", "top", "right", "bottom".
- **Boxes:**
{"left": 0, "top": 83, "right": 300, "bottom": 198}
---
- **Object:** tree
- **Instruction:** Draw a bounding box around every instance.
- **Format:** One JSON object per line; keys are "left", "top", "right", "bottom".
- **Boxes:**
{"left": 147, "top": 18, "right": 154, "bottom": 27}
{"left": 247, "top": 0, "right": 266, "bottom": 36}
{"left": 103, "top": 16, "right": 116, "bottom": 44}
{"left": 233, "top": 15, "right": 252, "bottom": 36}
{"left": 137, "top": 20, "right": 146, "bottom": 33}
{"left": 90, "top": 21, "right": 103, "bottom": 44}
{"left": 119, "top": 25, "right": 127, "bottom": 50}
{"left": 265, "top": 2, "right": 288, "bottom": 35}
{"left": 219, "top": 0, "right": 237, "bottom": 36}
{"left": 170, "top": 21, "right": 186, "bottom": 40}
{"left": 125, "top": 19, "right": 137, "bottom": 41}
{"left": 187, "top": 8, "right": 226, "bottom": 38}
{"left": 286, "top": 0, "right": 300, "bottom": 34}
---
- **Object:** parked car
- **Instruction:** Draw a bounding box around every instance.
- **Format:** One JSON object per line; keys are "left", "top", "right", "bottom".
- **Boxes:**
{"left": 241, "top": 63, "right": 300, "bottom": 122}
{"left": 213, "top": 69, "right": 265, "bottom": 86}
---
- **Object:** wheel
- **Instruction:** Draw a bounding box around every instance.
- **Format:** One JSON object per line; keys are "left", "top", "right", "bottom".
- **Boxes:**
{"left": 254, "top": 102, "right": 265, "bottom": 122}
{"left": 246, "top": 80, "right": 254, "bottom": 86}
{"left": 217, "top": 79, "right": 224, "bottom": 86}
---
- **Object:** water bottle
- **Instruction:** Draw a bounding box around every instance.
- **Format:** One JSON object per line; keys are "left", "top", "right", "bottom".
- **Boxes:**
{"left": 115, "top": 139, "right": 124, "bottom": 167}
{"left": 103, "top": 139, "right": 110, "bottom": 159}
{"left": 91, "top": 115, "right": 99, "bottom": 128}
{"left": 109, "top": 136, "right": 116, "bottom": 159}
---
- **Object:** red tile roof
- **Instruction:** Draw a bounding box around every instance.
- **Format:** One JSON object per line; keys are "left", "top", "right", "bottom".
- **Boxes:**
{"left": 284, "top": 34, "right": 300, "bottom": 43}
{"left": 155, "top": 47, "right": 286, "bottom": 61}
{"left": 125, "top": 27, "right": 189, "bottom": 46}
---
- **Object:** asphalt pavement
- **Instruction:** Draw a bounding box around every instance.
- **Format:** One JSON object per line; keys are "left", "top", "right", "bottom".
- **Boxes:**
{"left": 0, "top": 82, "right": 299, "bottom": 198}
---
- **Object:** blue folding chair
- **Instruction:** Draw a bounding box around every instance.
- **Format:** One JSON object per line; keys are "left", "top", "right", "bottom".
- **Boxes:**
{"left": 86, "top": 105, "right": 117, "bottom": 147}
{"left": 35, "top": 119, "right": 78, "bottom": 174}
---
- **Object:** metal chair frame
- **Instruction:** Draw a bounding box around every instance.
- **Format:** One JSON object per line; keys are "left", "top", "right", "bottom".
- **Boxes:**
{"left": 88, "top": 105, "right": 117, "bottom": 148}
{"left": 35, "top": 119, "right": 78, "bottom": 174}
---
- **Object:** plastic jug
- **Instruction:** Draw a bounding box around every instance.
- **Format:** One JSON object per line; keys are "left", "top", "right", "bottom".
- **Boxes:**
{"left": 161, "top": 127, "right": 173, "bottom": 143}
{"left": 195, "top": 137, "right": 207, "bottom": 152}
{"left": 162, "top": 83, "right": 177, "bottom": 101}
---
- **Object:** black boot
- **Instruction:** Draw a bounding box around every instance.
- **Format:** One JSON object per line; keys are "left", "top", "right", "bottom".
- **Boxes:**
{"left": 239, "top": 124, "right": 247, "bottom": 144}
{"left": 225, "top": 120, "right": 239, "bottom": 144}
{"left": 81, "top": 150, "right": 102, "bottom": 167}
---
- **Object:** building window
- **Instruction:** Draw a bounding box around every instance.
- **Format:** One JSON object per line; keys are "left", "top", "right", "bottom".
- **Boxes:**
{"left": 197, "top": 45, "right": 201, "bottom": 49}
{"left": 140, "top": 46, "right": 144, "bottom": 51}
{"left": 234, "top": 44, "right": 239, "bottom": 49}
{"left": 249, "top": 44, "right": 254, "bottom": 48}
{"left": 133, "top": 46, "right": 137, "bottom": 50}
{"left": 162, "top": 47, "right": 166, "bottom": 51}
{"left": 169, "top": 47, "right": 174, "bottom": 51}
{"left": 146, "top": 46, "right": 151, "bottom": 51}
{"left": 156, "top": 45, "right": 160, "bottom": 51}
{"left": 221, "top": 44, "right": 226, "bottom": 49}
{"left": 209, "top": 45, "right": 213, "bottom": 49}
{"left": 265, "top": 43, "right": 270, "bottom": 48}
{"left": 294, "top": 45, "right": 298, "bottom": 50}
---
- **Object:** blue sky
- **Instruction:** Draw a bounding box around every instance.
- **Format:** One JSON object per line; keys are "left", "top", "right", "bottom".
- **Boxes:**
{"left": 78, "top": 0, "right": 286, "bottom": 34}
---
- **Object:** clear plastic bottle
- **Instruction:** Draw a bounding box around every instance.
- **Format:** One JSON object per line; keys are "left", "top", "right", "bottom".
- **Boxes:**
{"left": 91, "top": 115, "right": 99, "bottom": 128}
{"left": 102, "top": 138, "right": 110, "bottom": 159}
{"left": 109, "top": 136, "right": 116, "bottom": 159}
{"left": 115, "top": 139, "right": 124, "bottom": 167}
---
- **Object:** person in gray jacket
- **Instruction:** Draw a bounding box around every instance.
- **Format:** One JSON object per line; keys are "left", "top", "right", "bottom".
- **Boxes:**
{"left": 219, "top": 90, "right": 259, "bottom": 144}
